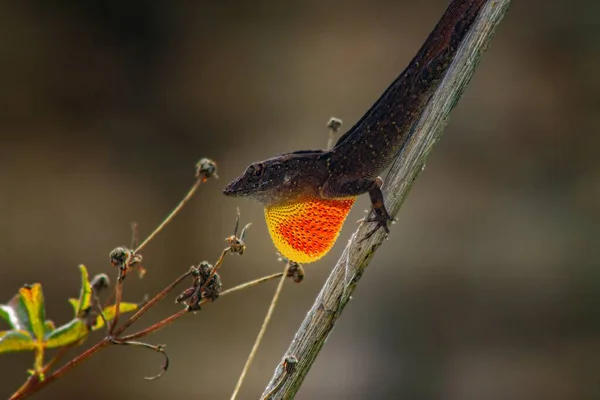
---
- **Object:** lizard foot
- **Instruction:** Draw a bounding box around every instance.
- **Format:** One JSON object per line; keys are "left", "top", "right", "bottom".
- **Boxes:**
{"left": 358, "top": 205, "right": 395, "bottom": 242}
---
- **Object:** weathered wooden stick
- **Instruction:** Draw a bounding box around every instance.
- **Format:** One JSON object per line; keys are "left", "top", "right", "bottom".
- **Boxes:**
{"left": 261, "top": 1, "right": 512, "bottom": 398}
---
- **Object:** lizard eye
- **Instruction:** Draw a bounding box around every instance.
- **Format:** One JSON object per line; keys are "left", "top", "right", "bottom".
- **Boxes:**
{"left": 254, "top": 164, "right": 264, "bottom": 177}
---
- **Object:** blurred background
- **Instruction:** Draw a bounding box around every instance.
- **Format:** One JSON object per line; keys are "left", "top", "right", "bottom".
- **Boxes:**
{"left": 0, "top": 0, "right": 598, "bottom": 399}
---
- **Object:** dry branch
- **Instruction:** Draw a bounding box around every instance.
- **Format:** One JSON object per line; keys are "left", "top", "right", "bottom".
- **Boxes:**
{"left": 261, "top": 0, "right": 512, "bottom": 398}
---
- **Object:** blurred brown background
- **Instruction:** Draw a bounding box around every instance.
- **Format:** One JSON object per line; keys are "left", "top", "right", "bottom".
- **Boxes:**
{"left": 0, "top": 0, "right": 598, "bottom": 399}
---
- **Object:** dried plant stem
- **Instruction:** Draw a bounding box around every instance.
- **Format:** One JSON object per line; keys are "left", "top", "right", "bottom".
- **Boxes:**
{"left": 11, "top": 339, "right": 111, "bottom": 400}
{"left": 41, "top": 346, "right": 72, "bottom": 374}
{"left": 115, "top": 269, "right": 193, "bottom": 335}
{"left": 120, "top": 309, "right": 188, "bottom": 342}
{"left": 230, "top": 263, "right": 291, "bottom": 400}
{"left": 110, "top": 178, "right": 203, "bottom": 336}
{"left": 10, "top": 345, "right": 73, "bottom": 400}
{"left": 108, "top": 280, "right": 124, "bottom": 335}
{"left": 135, "top": 178, "right": 203, "bottom": 253}
{"left": 221, "top": 272, "right": 284, "bottom": 294}
{"left": 200, "top": 248, "right": 229, "bottom": 293}
{"left": 122, "top": 272, "right": 285, "bottom": 342}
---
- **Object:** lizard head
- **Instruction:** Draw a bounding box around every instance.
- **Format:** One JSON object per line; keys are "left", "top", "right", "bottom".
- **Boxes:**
{"left": 224, "top": 150, "right": 355, "bottom": 264}
{"left": 223, "top": 160, "right": 278, "bottom": 201}
{"left": 223, "top": 151, "right": 327, "bottom": 205}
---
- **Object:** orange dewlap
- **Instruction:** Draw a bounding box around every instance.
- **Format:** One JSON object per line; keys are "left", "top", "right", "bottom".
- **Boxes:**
{"left": 264, "top": 197, "right": 356, "bottom": 264}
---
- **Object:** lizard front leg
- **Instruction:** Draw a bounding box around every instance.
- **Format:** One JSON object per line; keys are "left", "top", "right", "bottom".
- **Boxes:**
{"left": 321, "top": 176, "right": 393, "bottom": 240}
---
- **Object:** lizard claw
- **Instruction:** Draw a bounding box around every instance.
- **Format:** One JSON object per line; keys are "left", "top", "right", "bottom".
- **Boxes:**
{"left": 359, "top": 206, "right": 394, "bottom": 242}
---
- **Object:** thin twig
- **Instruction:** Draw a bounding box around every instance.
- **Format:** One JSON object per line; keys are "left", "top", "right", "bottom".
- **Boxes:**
{"left": 120, "top": 272, "right": 285, "bottom": 342}
{"left": 119, "top": 309, "right": 188, "bottom": 342}
{"left": 135, "top": 178, "right": 203, "bottom": 253}
{"left": 10, "top": 345, "right": 73, "bottom": 399}
{"left": 222, "top": 273, "right": 284, "bottom": 295}
{"left": 231, "top": 262, "right": 291, "bottom": 400}
{"left": 261, "top": 1, "right": 512, "bottom": 398}
{"left": 10, "top": 339, "right": 112, "bottom": 400}
{"left": 114, "top": 268, "right": 193, "bottom": 336}
{"left": 108, "top": 280, "right": 124, "bottom": 335}
{"left": 110, "top": 338, "right": 169, "bottom": 380}
{"left": 110, "top": 177, "right": 204, "bottom": 335}
{"left": 41, "top": 346, "right": 72, "bottom": 374}
{"left": 200, "top": 248, "right": 229, "bottom": 294}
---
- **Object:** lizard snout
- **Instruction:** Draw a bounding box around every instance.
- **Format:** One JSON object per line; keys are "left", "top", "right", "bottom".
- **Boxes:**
{"left": 223, "top": 175, "right": 251, "bottom": 197}
{"left": 223, "top": 180, "right": 240, "bottom": 196}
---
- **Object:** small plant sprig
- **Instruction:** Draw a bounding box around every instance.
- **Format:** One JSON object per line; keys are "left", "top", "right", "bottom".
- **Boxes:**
{"left": 0, "top": 266, "right": 141, "bottom": 380}
{"left": 2, "top": 158, "right": 289, "bottom": 400}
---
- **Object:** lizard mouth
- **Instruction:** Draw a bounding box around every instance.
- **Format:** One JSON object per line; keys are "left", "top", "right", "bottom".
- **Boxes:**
{"left": 223, "top": 183, "right": 242, "bottom": 197}
{"left": 223, "top": 177, "right": 252, "bottom": 197}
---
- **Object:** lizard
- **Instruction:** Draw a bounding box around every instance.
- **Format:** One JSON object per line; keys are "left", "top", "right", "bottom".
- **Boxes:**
{"left": 224, "top": 0, "right": 486, "bottom": 264}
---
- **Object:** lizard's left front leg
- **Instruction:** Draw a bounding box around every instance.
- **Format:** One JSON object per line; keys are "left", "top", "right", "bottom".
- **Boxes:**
{"left": 321, "top": 176, "right": 393, "bottom": 240}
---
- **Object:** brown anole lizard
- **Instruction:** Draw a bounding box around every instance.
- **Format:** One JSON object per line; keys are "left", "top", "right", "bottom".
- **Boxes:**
{"left": 224, "top": 0, "right": 486, "bottom": 264}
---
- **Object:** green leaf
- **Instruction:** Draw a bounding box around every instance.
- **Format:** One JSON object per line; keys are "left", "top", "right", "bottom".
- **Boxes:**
{"left": 93, "top": 302, "right": 139, "bottom": 330}
{"left": 44, "top": 319, "right": 89, "bottom": 349}
{"left": 0, "top": 306, "right": 11, "bottom": 327}
{"left": 1, "top": 296, "right": 26, "bottom": 331}
{"left": 67, "top": 298, "right": 79, "bottom": 316}
{"left": 0, "top": 265, "right": 138, "bottom": 363}
{"left": 3, "top": 284, "right": 47, "bottom": 342}
{"left": 74, "top": 265, "right": 93, "bottom": 317}
{"left": 0, "top": 330, "right": 36, "bottom": 353}
{"left": 44, "top": 320, "right": 56, "bottom": 334}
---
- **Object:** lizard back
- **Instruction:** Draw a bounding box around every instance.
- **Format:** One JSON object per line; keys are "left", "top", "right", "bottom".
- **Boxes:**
{"left": 329, "top": 0, "right": 486, "bottom": 179}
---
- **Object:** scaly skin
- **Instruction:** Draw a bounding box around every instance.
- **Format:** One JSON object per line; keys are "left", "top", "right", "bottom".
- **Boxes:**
{"left": 224, "top": 0, "right": 487, "bottom": 263}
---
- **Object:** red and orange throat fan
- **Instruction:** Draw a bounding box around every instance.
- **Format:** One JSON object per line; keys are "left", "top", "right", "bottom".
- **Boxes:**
{"left": 264, "top": 197, "right": 356, "bottom": 264}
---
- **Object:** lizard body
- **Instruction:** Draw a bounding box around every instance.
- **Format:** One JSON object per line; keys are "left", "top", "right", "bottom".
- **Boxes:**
{"left": 224, "top": 0, "right": 486, "bottom": 263}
